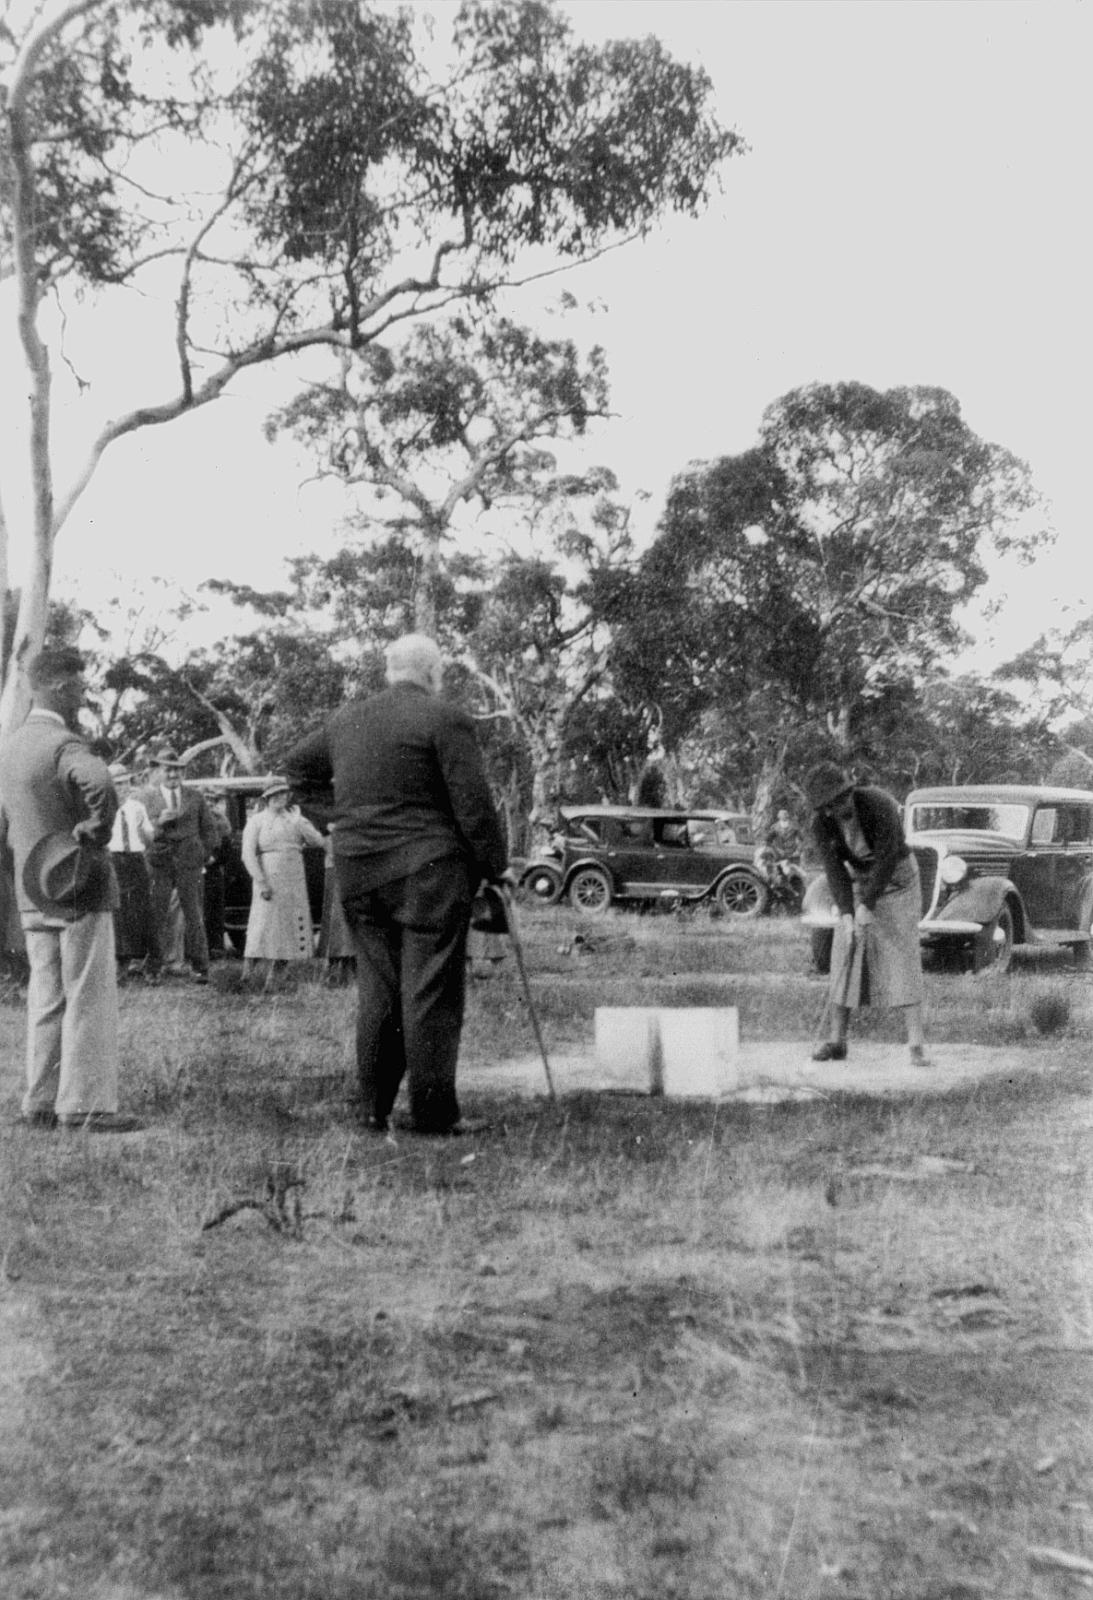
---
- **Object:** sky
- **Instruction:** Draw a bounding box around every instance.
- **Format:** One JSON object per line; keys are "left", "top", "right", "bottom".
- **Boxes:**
{"left": 1, "top": 0, "right": 1089, "bottom": 669}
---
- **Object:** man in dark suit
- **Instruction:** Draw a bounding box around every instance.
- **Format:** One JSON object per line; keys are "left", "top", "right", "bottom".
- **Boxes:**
{"left": 285, "top": 634, "right": 509, "bottom": 1135}
{"left": 139, "top": 750, "right": 218, "bottom": 984}
{"left": 0, "top": 647, "right": 141, "bottom": 1131}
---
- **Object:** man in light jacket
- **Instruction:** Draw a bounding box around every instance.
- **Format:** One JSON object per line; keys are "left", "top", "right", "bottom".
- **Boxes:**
{"left": 0, "top": 648, "right": 142, "bottom": 1131}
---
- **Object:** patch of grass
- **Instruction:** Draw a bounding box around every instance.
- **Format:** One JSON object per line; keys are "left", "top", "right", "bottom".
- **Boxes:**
{"left": 0, "top": 923, "right": 1090, "bottom": 1598}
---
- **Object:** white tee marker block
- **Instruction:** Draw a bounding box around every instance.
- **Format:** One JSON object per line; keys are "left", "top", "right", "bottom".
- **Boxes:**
{"left": 594, "top": 1008, "right": 740, "bottom": 1097}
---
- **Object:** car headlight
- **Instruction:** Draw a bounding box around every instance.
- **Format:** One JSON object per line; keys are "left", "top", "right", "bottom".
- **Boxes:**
{"left": 940, "top": 855, "right": 967, "bottom": 886}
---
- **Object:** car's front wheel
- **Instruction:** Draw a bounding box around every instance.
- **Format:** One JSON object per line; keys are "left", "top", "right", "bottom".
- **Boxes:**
{"left": 715, "top": 869, "right": 769, "bottom": 919}
{"left": 520, "top": 863, "right": 563, "bottom": 906}
{"left": 568, "top": 866, "right": 612, "bottom": 916}
{"left": 972, "top": 902, "right": 1015, "bottom": 974}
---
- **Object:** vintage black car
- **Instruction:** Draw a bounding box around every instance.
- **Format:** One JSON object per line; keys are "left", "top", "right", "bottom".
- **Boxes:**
{"left": 802, "top": 784, "right": 1093, "bottom": 973}
{"left": 183, "top": 776, "right": 329, "bottom": 953}
{"left": 519, "top": 805, "right": 768, "bottom": 917}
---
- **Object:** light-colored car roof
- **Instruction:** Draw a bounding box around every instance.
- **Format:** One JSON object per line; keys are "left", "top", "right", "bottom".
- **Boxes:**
{"left": 907, "top": 785, "right": 1093, "bottom": 806}
{"left": 181, "top": 774, "right": 283, "bottom": 792}
{"left": 560, "top": 805, "right": 747, "bottom": 822}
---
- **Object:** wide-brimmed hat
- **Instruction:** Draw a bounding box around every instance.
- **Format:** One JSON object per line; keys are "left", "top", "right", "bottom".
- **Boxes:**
{"left": 23, "top": 832, "right": 111, "bottom": 919}
{"left": 262, "top": 777, "right": 291, "bottom": 800}
{"left": 803, "top": 761, "right": 854, "bottom": 812}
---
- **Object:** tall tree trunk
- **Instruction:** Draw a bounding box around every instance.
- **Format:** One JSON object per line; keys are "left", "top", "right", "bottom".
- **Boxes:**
{"left": 825, "top": 703, "right": 852, "bottom": 755}
{"left": 414, "top": 519, "right": 443, "bottom": 637}
{"left": 751, "top": 739, "right": 789, "bottom": 839}
{"left": 0, "top": 15, "right": 60, "bottom": 736}
{"left": 0, "top": 488, "right": 9, "bottom": 684}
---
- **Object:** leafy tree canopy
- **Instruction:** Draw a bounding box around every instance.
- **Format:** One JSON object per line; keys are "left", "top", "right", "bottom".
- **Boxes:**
{"left": 614, "top": 381, "right": 1047, "bottom": 757}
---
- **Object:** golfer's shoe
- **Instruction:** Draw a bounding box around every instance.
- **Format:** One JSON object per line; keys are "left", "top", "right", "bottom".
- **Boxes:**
{"left": 811, "top": 1041, "right": 848, "bottom": 1062}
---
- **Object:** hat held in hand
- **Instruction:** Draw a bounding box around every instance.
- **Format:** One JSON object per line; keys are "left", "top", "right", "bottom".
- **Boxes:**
{"left": 23, "top": 832, "right": 110, "bottom": 919}
{"left": 470, "top": 882, "right": 510, "bottom": 935}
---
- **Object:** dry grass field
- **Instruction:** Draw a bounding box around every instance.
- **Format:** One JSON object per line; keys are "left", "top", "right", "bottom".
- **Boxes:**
{"left": 0, "top": 909, "right": 1090, "bottom": 1600}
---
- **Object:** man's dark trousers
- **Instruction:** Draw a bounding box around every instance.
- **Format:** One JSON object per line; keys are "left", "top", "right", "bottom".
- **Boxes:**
{"left": 149, "top": 859, "right": 209, "bottom": 975}
{"left": 338, "top": 855, "right": 473, "bottom": 1131}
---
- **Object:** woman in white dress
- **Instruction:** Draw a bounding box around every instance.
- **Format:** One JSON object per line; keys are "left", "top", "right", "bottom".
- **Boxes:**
{"left": 241, "top": 779, "right": 325, "bottom": 988}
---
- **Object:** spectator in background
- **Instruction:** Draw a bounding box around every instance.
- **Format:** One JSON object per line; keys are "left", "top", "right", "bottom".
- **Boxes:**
{"left": 766, "top": 805, "right": 803, "bottom": 862}
{"left": 107, "top": 763, "right": 158, "bottom": 982}
{"left": 0, "top": 648, "right": 142, "bottom": 1131}
{"left": 241, "top": 778, "right": 325, "bottom": 990}
{"left": 139, "top": 751, "right": 218, "bottom": 984}
{"left": 202, "top": 790, "right": 234, "bottom": 961}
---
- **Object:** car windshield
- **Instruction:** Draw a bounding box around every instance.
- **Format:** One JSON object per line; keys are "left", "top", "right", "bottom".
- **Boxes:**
{"left": 909, "top": 802, "right": 1029, "bottom": 838}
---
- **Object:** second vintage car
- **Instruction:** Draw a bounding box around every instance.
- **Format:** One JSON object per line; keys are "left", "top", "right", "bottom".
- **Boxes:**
{"left": 519, "top": 805, "right": 769, "bottom": 917}
{"left": 802, "top": 784, "right": 1093, "bottom": 973}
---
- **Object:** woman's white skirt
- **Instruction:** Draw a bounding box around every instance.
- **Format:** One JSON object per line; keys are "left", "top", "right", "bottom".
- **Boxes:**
{"left": 244, "top": 850, "right": 314, "bottom": 960}
{"left": 829, "top": 854, "right": 924, "bottom": 1010}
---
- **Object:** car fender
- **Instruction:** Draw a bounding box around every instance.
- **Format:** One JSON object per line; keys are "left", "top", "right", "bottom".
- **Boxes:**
{"left": 935, "top": 875, "right": 1016, "bottom": 929}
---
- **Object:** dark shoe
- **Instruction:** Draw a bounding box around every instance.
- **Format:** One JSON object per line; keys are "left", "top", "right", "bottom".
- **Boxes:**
{"left": 19, "top": 1108, "right": 58, "bottom": 1130}
{"left": 363, "top": 1114, "right": 389, "bottom": 1134}
{"left": 192, "top": 971, "right": 210, "bottom": 986}
{"left": 811, "top": 1041, "right": 848, "bottom": 1062}
{"left": 908, "top": 1045, "right": 934, "bottom": 1068}
{"left": 412, "top": 1116, "right": 490, "bottom": 1138}
{"left": 58, "top": 1112, "right": 145, "bottom": 1133}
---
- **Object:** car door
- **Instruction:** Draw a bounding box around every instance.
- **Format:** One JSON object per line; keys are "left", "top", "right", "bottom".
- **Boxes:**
{"left": 602, "top": 817, "right": 656, "bottom": 894}
{"left": 1055, "top": 803, "right": 1093, "bottom": 930}
{"left": 1013, "top": 805, "right": 1067, "bottom": 930}
{"left": 652, "top": 816, "right": 714, "bottom": 893}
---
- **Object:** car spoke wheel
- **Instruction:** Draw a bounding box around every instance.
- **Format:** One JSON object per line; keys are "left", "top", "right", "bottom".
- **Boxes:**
{"left": 715, "top": 869, "right": 769, "bottom": 919}
{"left": 568, "top": 866, "right": 612, "bottom": 915}
{"left": 521, "top": 865, "right": 562, "bottom": 906}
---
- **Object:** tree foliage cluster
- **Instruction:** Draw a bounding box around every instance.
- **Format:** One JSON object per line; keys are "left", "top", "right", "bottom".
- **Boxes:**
{"left": 1, "top": 4, "right": 1066, "bottom": 833}
{"left": 0, "top": 0, "right": 736, "bottom": 728}
{"left": 56, "top": 369, "right": 1065, "bottom": 849}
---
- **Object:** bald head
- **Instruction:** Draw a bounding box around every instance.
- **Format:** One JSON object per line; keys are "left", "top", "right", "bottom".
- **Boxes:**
{"left": 385, "top": 634, "right": 444, "bottom": 694}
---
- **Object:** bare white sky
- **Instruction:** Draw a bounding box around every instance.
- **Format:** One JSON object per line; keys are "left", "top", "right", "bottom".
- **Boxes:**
{"left": 1, "top": 0, "right": 1089, "bottom": 666}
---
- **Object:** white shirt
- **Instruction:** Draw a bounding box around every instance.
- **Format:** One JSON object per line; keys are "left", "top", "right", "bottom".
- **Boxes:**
{"left": 109, "top": 795, "right": 154, "bottom": 853}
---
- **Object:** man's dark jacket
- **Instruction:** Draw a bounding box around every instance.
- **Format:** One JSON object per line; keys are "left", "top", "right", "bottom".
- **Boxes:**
{"left": 811, "top": 785, "right": 910, "bottom": 916}
{"left": 285, "top": 682, "right": 507, "bottom": 890}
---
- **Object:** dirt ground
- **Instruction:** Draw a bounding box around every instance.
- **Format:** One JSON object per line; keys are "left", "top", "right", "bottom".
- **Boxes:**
{"left": 467, "top": 1038, "right": 1083, "bottom": 1104}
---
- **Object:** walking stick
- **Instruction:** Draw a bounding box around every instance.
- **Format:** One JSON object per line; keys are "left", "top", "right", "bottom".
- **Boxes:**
{"left": 502, "top": 887, "right": 557, "bottom": 1103}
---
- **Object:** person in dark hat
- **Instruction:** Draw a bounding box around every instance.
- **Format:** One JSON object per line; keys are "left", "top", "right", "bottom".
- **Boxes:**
{"left": 284, "top": 633, "right": 511, "bottom": 1135}
{"left": 804, "top": 761, "right": 930, "bottom": 1067}
{"left": 138, "top": 748, "right": 219, "bottom": 984}
{"left": 0, "top": 648, "right": 142, "bottom": 1131}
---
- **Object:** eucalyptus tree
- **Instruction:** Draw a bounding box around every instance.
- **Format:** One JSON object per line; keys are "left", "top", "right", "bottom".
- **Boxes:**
{"left": 615, "top": 382, "right": 1046, "bottom": 794}
{"left": 0, "top": 0, "right": 738, "bottom": 729}
{"left": 267, "top": 313, "right": 609, "bottom": 633}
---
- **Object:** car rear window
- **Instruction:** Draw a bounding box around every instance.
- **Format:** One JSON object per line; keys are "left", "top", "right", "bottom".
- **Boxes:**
{"left": 909, "top": 803, "right": 1029, "bottom": 838}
